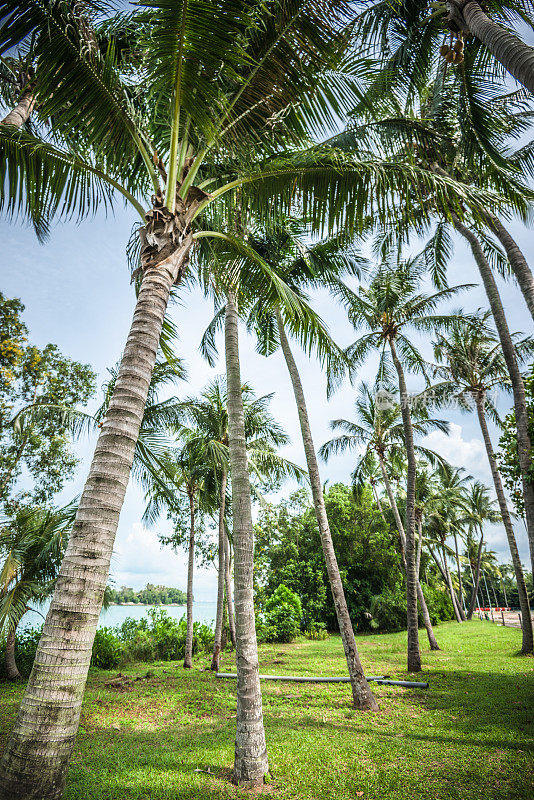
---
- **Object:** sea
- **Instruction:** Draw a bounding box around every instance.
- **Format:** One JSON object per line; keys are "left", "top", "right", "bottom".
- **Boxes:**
{"left": 20, "top": 600, "right": 218, "bottom": 631}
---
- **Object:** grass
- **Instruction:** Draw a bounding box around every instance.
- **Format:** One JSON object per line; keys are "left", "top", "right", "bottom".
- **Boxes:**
{"left": 1, "top": 620, "right": 533, "bottom": 799}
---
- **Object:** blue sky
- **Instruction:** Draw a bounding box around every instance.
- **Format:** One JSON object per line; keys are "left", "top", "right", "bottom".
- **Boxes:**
{"left": 1, "top": 194, "right": 532, "bottom": 599}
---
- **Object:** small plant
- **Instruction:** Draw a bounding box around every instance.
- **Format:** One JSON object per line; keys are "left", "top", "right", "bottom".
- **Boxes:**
{"left": 91, "top": 627, "right": 123, "bottom": 670}
{"left": 261, "top": 584, "right": 303, "bottom": 643}
{"left": 305, "top": 620, "right": 328, "bottom": 641}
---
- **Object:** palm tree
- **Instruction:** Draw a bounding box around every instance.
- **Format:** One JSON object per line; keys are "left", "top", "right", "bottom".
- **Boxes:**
{"left": 143, "top": 437, "right": 215, "bottom": 668}
{"left": 174, "top": 377, "right": 304, "bottom": 671}
{"left": 0, "top": 2, "right": 480, "bottom": 790}
{"left": 320, "top": 381, "right": 448, "bottom": 650}
{"left": 461, "top": 481, "right": 501, "bottom": 618}
{"left": 355, "top": 1, "right": 534, "bottom": 101}
{"left": 207, "top": 224, "right": 379, "bottom": 710}
{"left": 345, "top": 255, "right": 468, "bottom": 671}
{"left": 433, "top": 315, "right": 534, "bottom": 652}
{"left": 0, "top": 503, "right": 74, "bottom": 679}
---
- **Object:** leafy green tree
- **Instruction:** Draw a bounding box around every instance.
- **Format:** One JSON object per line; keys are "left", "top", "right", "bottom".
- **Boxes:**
{"left": 0, "top": 293, "right": 95, "bottom": 508}
{"left": 498, "top": 365, "right": 534, "bottom": 515}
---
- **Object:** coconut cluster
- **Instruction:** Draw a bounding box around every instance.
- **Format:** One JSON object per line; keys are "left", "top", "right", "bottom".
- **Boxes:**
{"left": 440, "top": 36, "right": 464, "bottom": 65}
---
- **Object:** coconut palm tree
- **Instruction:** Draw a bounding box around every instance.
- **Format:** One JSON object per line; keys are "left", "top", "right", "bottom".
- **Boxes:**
{"left": 345, "top": 254, "right": 469, "bottom": 671}
{"left": 143, "top": 436, "right": 216, "bottom": 668}
{"left": 433, "top": 315, "right": 534, "bottom": 652}
{"left": 460, "top": 481, "right": 501, "bottom": 618}
{"left": 320, "top": 381, "right": 449, "bottom": 650}
{"left": 0, "top": 2, "right": 486, "bottom": 789}
{"left": 355, "top": 1, "right": 534, "bottom": 101}
{"left": 173, "top": 377, "right": 304, "bottom": 671}
{"left": 201, "top": 224, "right": 379, "bottom": 710}
{"left": 0, "top": 503, "right": 75, "bottom": 679}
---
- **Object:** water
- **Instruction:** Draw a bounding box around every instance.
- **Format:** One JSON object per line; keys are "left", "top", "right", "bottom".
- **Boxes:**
{"left": 20, "top": 601, "right": 218, "bottom": 631}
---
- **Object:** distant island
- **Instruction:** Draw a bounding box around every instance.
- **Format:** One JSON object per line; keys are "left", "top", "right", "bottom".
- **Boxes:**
{"left": 107, "top": 583, "right": 187, "bottom": 606}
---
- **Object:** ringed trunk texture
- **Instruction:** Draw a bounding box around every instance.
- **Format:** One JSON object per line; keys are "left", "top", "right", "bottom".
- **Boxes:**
{"left": 453, "top": 534, "right": 467, "bottom": 621}
{"left": 389, "top": 339, "right": 421, "bottom": 672}
{"left": 1, "top": 91, "right": 35, "bottom": 127}
{"left": 276, "top": 312, "right": 378, "bottom": 710}
{"left": 484, "top": 212, "right": 534, "bottom": 322}
{"left": 467, "top": 534, "right": 484, "bottom": 620}
{"left": 225, "top": 292, "right": 268, "bottom": 786}
{"left": 474, "top": 393, "right": 533, "bottom": 654}
{"left": 211, "top": 471, "right": 228, "bottom": 671}
{"left": 447, "top": 1, "right": 534, "bottom": 93}
{"left": 225, "top": 533, "right": 236, "bottom": 647}
{"left": 5, "top": 627, "right": 21, "bottom": 681}
{"left": 378, "top": 455, "right": 440, "bottom": 651}
{"left": 429, "top": 547, "right": 463, "bottom": 623}
{"left": 0, "top": 238, "right": 192, "bottom": 800}
{"left": 184, "top": 490, "right": 195, "bottom": 669}
{"left": 452, "top": 214, "right": 534, "bottom": 579}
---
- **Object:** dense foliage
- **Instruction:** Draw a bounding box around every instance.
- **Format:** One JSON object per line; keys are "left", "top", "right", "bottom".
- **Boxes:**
{"left": 498, "top": 365, "right": 534, "bottom": 516}
{"left": 254, "top": 484, "right": 454, "bottom": 633}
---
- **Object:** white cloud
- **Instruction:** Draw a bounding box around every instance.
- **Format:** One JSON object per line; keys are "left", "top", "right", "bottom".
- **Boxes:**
{"left": 110, "top": 522, "right": 217, "bottom": 600}
{"left": 422, "top": 422, "right": 489, "bottom": 480}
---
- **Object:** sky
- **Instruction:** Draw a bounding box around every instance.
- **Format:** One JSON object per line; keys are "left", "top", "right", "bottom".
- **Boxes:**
{"left": 1, "top": 195, "right": 532, "bottom": 601}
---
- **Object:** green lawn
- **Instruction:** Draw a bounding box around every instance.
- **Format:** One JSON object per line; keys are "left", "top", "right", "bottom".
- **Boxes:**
{"left": 1, "top": 620, "right": 533, "bottom": 799}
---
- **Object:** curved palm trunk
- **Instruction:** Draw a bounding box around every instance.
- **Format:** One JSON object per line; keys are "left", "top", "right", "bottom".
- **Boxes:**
{"left": 0, "top": 236, "right": 192, "bottom": 800}
{"left": 443, "top": 547, "right": 464, "bottom": 623}
{"left": 184, "top": 490, "right": 195, "bottom": 669}
{"left": 453, "top": 534, "right": 467, "bottom": 620}
{"left": 377, "top": 455, "right": 440, "bottom": 650}
{"left": 388, "top": 339, "right": 421, "bottom": 672}
{"left": 1, "top": 91, "right": 35, "bottom": 127}
{"left": 467, "top": 533, "right": 484, "bottom": 619}
{"left": 276, "top": 312, "right": 378, "bottom": 709}
{"left": 447, "top": 1, "right": 534, "bottom": 92}
{"left": 4, "top": 626, "right": 21, "bottom": 680}
{"left": 429, "top": 546, "right": 463, "bottom": 622}
{"left": 483, "top": 212, "right": 534, "bottom": 321}
{"left": 224, "top": 532, "right": 236, "bottom": 647}
{"left": 474, "top": 393, "right": 533, "bottom": 654}
{"left": 211, "top": 471, "right": 228, "bottom": 671}
{"left": 416, "top": 514, "right": 423, "bottom": 579}
{"left": 225, "top": 292, "right": 268, "bottom": 786}
{"left": 452, "top": 214, "right": 534, "bottom": 579}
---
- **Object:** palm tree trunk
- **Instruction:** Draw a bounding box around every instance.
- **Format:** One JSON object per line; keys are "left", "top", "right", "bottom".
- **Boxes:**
{"left": 474, "top": 392, "right": 533, "bottom": 653}
{"left": 467, "top": 533, "right": 484, "bottom": 619}
{"left": 225, "top": 291, "right": 268, "bottom": 786}
{"left": 276, "top": 311, "right": 378, "bottom": 708}
{"left": 1, "top": 90, "right": 35, "bottom": 127}
{"left": 224, "top": 532, "right": 236, "bottom": 647}
{"left": 452, "top": 214, "right": 534, "bottom": 579}
{"left": 388, "top": 339, "right": 421, "bottom": 672}
{"left": 446, "top": 1, "right": 534, "bottom": 92}
{"left": 453, "top": 534, "right": 467, "bottom": 620}
{"left": 416, "top": 514, "right": 423, "bottom": 580}
{"left": 443, "top": 547, "right": 464, "bottom": 622}
{"left": 483, "top": 212, "right": 534, "bottom": 321}
{"left": 377, "top": 454, "right": 440, "bottom": 650}
{"left": 4, "top": 626, "right": 21, "bottom": 680}
{"left": 184, "top": 490, "right": 195, "bottom": 669}
{"left": 0, "top": 236, "right": 192, "bottom": 800}
{"left": 429, "top": 545, "right": 463, "bottom": 622}
{"left": 211, "top": 470, "right": 227, "bottom": 671}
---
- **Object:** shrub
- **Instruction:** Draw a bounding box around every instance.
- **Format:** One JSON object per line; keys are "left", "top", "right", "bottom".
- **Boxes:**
{"left": 261, "top": 584, "right": 302, "bottom": 643}
{"left": 91, "top": 627, "right": 123, "bottom": 670}
{"left": 304, "top": 620, "right": 328, "bottom": 640}
{"left": 118, "top": 608, "right": 214, "bottom": 663}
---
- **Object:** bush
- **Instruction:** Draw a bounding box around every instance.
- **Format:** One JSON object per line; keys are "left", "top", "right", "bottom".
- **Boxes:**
{"left": 118, "top": 608, "right": 214, "bottom": 664}
{"left": 369, "top": 583, "right": 455, "bottom": 632}
{"left": 260, "top": 584, "right": 302, "bottom": 643}
{"left": 304, "top": 620, "right": 328, "bottom": 640}
{"left": 91, "top": 627, "right": 123, "bottom": 669}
